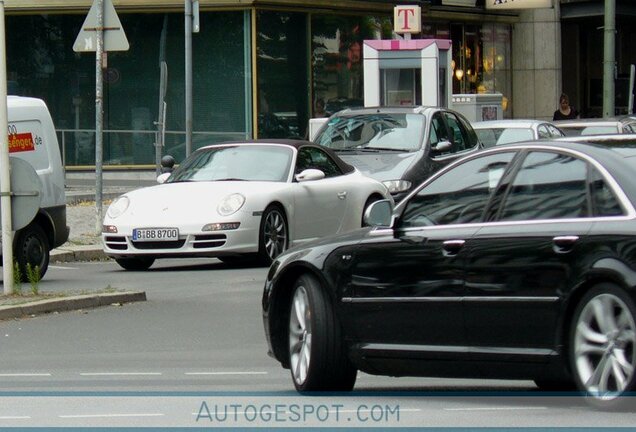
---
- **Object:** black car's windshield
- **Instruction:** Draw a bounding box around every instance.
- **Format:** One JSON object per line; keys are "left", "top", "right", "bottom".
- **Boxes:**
{"left": 167, "top": 144, "right": 293, "bottom": 183}
{"left": 314, "top": 113, "right": 425, "bottom": 152}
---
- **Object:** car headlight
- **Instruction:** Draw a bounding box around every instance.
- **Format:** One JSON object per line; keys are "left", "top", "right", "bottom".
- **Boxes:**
{"left": 106, "top": 196, "right": 130, "bottom": 219}
{"left": 217, "top": 193, "right": 245, "bottom": 216}
{"left": 382, "top": 180, "right": 412, "bottom": 194}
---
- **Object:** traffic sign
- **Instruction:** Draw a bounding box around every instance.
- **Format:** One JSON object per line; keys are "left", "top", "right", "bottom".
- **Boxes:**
{"left": 73, "top": 0, "right": 129, "bottom": 52}
{"left": 0, "top": 158, "right": 40, "bottom": 231}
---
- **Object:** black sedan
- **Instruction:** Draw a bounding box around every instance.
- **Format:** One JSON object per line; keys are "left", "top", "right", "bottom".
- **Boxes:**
{"left": 262, "top": 140, "right": 636, "bottom": 409}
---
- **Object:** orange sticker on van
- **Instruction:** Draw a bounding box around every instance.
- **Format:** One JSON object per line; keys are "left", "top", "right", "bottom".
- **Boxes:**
{"left": 8, "top": 132, "right": 35, "bottom": 153}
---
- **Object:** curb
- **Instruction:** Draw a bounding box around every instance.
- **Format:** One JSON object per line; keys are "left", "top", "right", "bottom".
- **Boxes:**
{"left": 51, "top": 246, "right": 107, "bottom": 263}
{"left": 0, "top": 291, "right": 147, "bottom": 320}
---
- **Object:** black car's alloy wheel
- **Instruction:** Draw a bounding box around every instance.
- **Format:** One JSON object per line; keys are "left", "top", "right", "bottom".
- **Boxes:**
{"left": 570, "top": 283, "right": 636, "bottom": 409}
{"left": 288, "top": 274, "right": 357, "bottom": 392}
{"left": 258, "top": 205, "right": 288, "bottom": 265}
{"left": 115, "top": 257, "right": 155, "bottom": 271}
{"left": 15, "top": 224, "right": 49, "bottom": 282}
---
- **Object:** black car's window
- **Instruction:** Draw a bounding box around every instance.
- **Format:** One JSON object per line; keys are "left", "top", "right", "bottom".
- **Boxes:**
{"left": 444, "top": 112, "right": 468, "bottom": 151}
{"left": 400, "top": 152, "right": 516, "bottom": 227}
{"left": 590, "top": 168, "right": 624, "bottom": 217}
{"left": 429, "top": 112, "right": 450, "bottom": 151}
{"left": 296, "top": 147, "right": 342, "bottom": 178}
{"left": 457, "top": 114, "right": 480, "bottom": 150}
{"left": 498, "top": 151, "right": 589, "bottom": 221}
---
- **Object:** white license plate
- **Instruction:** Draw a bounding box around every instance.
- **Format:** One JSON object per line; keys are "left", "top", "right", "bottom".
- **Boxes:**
{"left": 132, "top": 228, "right": 179, "bottom": 242}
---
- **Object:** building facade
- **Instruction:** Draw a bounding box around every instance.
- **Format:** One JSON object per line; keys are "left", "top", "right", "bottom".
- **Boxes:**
{"left": 559, "top": 0, "right": 636, "bottom": 118}
{"left": 5, "top": 0, "right": 521, "bottom": 169}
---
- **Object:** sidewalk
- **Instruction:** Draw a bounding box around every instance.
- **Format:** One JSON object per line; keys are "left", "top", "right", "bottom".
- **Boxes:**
{"left": 0, "top": 178, "right": 152, "bottom": 320}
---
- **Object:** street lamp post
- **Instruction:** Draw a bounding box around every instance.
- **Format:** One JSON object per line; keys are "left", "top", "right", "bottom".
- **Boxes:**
{"left": 603, "top": 0, "right": 616, "bottom": 118}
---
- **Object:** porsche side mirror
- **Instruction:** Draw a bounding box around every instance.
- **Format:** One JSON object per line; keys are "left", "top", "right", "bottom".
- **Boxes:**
{"left": 157, "top": 172, "right": 171, "bottom": 184}
{"left": 295, "top": 168, "right": 325, "bottom": 182}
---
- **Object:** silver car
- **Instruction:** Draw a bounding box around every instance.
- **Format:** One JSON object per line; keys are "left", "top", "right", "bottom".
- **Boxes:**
{"left": 554, "top": 116, "right": 636, "bottom": 136}
{"left": 473, "top": 119, "right": 565, "bottom": 147}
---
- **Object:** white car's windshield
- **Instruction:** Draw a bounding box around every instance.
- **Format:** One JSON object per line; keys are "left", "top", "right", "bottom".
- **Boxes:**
{"left": 167, "top": 145, "right": 293, "bottom": 183}
{"left": 314, "top": 114, "right": 424, "bottom": 152}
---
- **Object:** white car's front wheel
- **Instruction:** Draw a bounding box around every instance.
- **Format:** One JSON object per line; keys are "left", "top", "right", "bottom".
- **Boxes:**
{"left": 258, "top": 205, "right": 288, "bottom": 265}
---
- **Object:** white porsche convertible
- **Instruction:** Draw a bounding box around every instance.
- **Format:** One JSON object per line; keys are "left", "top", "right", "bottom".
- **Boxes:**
{"left": 102, "top": 140, "right": 392, "bottom": 270}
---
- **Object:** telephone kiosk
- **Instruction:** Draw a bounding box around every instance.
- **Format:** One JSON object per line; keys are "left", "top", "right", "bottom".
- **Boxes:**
{"left": 362, "top": 38, "right": 503, "bottom": 121}
{"left": 362, "top": 38, "right": 453, "bottom": 108}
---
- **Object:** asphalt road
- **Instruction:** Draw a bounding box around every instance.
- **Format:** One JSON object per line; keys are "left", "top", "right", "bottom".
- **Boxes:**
{"left": 0, "top": 258, "right": 634, "bottom": 427}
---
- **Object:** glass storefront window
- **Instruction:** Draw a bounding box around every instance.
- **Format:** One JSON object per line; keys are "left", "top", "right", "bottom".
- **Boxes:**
{"left": 450, "top": 23, "right": 512, "bottom": 118}
{"left": 6, "top": 11, "right": 249, "bottom": 167}
{"left": 310, "top": 15, "right": 392, "bottom": 119}
{"left": 256, "top": 11, "right": 308, "bottom": 139}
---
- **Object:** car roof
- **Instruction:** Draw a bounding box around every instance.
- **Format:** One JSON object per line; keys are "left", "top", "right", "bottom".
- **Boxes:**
{"left": 554, "top": 134, "right": 636, "bottom": 144}
{"left": 330, "top": 106, "right": 442, "bottom": 116}
{"left": 197, "top": 139, "right": 355, "bottom": 174}
{"left": 553, "top": 118, "right": 623, "bottom": 127}
{"left": 472, "top": 119, "right": 547, "bottom": 129}
{"left": 493, "top": 138, "right": 636, "bottom": 155}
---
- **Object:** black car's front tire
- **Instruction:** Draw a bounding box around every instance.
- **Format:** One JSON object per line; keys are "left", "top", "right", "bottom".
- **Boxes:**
{"left": 115, "top": 257, "right": 155, "bottom": 271}
{"left": 570, "top": 283, "right": 636, "bottom": 409}
{"left": 288, "top": 273, "right": 357, "bottom": 392}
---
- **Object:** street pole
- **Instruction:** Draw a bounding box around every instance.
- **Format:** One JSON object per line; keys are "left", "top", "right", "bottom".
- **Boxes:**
{"left": 184, "top": 0, "right": 193, "bottom": 157}
{"left": 0, "top": 0, "right": 15, "bottom": 295}
{"left": 603, "top": 0, "right": 615, "bottom": 118}
{"left": 95, "top": 0, "right": 104, "bottom": 234}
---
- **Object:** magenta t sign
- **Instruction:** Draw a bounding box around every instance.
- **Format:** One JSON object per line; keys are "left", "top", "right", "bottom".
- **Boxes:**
{"left": 393, "top": 5, "right": 421, "bottom": 34}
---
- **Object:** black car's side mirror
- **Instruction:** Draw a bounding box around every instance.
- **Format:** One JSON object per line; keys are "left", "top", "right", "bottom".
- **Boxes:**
{"left": 431, "top": 140, "right": 453, "bottom": 154}
{"left": 363, "top": 199, "right": 394, "bottom": 227}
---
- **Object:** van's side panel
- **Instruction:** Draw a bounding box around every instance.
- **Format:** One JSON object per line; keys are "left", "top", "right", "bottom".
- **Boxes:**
{"left": 6, "top": 97, "right": 69, "bottom": 248}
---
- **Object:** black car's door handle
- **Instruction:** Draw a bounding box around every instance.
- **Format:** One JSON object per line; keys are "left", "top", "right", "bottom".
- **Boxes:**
{"left": 442, "top": 239, "right": 465, "bottom": 256}
{"left": 553, "top": 235, "right": 579, "bottom": 253}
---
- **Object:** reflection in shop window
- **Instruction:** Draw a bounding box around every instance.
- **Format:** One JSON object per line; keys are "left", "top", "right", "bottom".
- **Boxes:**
{"left": 311, "top": 15, "right": 392, "bottom": 118}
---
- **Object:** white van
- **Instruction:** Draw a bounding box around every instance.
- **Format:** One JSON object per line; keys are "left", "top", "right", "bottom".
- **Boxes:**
{"left": 2, "top": 96, "right": 69, "bottom": 280}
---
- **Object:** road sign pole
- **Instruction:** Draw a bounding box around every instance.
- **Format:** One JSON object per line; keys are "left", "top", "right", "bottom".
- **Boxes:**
{"left": 73, "top": 0, "right": 129, "bottom": 234}
{"left": 0, "top": 0, "right": 15, "bottom": 294}
{"left": 95, "top": 0, "right": 104, "bottom": 235}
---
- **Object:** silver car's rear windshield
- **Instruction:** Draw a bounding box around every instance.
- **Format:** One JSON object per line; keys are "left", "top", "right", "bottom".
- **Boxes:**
{"left": 476, "top": 128, "right": 535, "bottom": 147}
{"left": 314, "top": 113, "right": 425, "bottom": 152}
{"left": 561, "top": 125, "right": 620, "bottom": 136}
{"left": 167, "top": 145, "right": 293, "bottom": 183}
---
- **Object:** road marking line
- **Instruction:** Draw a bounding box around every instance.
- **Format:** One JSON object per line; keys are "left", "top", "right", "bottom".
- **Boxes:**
{"left": 185, "top": 371, "right": 268, "bottom": 376}
{"left": 49, "top": 265, "right": 78, "bottom": 270}
{"left": 59, "top": 413, "right": 164, "bottom": 419}
{"left": 79, "top": 372, "right": 162, "bottom": 376}
{"left": 0, "top": 373, "right": 52, "bottom": 377}
{"left": 0, "top": 416, "right": 31, "bottom": 420}
{"left": 444, "top": 406, "right": 548, "bottom": 411}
